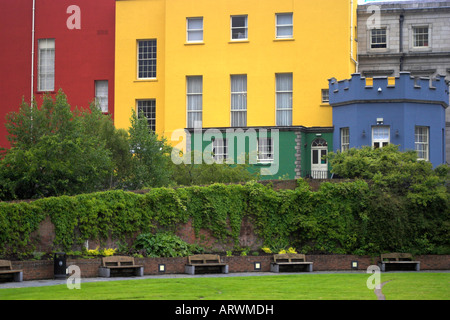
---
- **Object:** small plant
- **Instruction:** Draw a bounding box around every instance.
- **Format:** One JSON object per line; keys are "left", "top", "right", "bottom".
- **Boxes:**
{"left": 101, "top": 248, "right": 117, "bottom": 256}
{"left": 287, "top": 247, "right": 297, "bottom": 254}
{"left": 226, "top": 250, "right": 233, "bottom": 257}
{"left": 86, "top": 247, "right": 101, "bottom": 256}
{"left": 31, "top": 251, "right": 46, "bottom": 260}
{"left": 261, "top": 247, "right": 272, "bottom": 254}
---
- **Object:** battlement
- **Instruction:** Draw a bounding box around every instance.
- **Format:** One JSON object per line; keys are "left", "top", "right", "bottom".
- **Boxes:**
{"left": 329, "top": 72, "right": 449, "bottom": 108}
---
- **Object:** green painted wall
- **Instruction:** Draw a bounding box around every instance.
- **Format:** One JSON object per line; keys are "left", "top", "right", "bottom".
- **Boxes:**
{"left": 190, "top": 129, "right": 333, "bottom": 180}
{"left": 189, "top": 129, "right": 297, "bottom": 180}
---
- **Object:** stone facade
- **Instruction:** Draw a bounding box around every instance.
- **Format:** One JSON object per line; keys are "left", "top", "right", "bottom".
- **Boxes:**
{"left": 357, "top": 0, "right": 450, "bottom": 163}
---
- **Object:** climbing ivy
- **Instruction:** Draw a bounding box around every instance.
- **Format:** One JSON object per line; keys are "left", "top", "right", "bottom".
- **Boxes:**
{"left": 0, "top": 179, "right": 448, "bottom": 258}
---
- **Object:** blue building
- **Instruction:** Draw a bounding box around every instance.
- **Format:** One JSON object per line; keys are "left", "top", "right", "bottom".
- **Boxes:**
{"left": 329, "top": 72, "right": 449, "bottom": 166}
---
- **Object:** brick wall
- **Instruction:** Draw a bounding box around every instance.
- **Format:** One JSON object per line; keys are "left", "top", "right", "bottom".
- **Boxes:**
{"left": 10, "top": 254, "right": 450, "bottom": 281}
{"left": 30, "top": 179, "right": 334, "bottom": 253}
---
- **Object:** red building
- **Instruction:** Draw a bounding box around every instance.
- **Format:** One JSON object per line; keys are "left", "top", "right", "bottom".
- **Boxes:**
{"left": 0, "top": 0, "right": 115, "bottom": 148}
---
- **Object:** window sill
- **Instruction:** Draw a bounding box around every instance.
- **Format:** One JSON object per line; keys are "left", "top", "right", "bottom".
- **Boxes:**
{"left": 134, "top": 78, "right": 158, "bottom": 83}
{"left": 35, "top": 90, "right": 56, "bottom": 94}
{"left": 229, "top": 40, "right": 249, "bottom": 44}
{"left": 320, "top": 103, "right": 330, "bottom": 107}
{"left": 369, "top": 46, "right": 389, "bottom": 50}
{"left": 255, "top": 161, "right": 274, "bottom": 166}
{"left": 273, "top": 38, "right": 294, "bottom": 42}
{"left": 185, "top": 42, "right": 205, "bottom": 46}
{"left": 410, "top": 47, "right": 432, "bottom": 52}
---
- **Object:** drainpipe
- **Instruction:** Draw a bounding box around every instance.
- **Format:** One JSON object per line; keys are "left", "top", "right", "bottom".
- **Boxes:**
{"left": 350, "top": 0, "right": 358, "bottom": 72}
{"left": 31, "top": 0, "right": 36, "bottom": 102}
{"left": 399, "top": 13, "right": 404, "bottom": 71}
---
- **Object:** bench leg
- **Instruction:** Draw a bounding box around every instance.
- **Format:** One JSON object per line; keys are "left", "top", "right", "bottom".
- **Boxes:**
{"left": 99, "top": 267, "right": 111, "bottom": 278}
{"left": 185, "top": 265, "right": 195, "bottom": 275}
{"left": 221, "top": 265, "right": 229, "bottom": 274}
{"left": 270, "top": 264, "right": 279, "bottom": 273}
{"left": 379, "top": 263, "right": 386, "bottom": 272}
{"left": 13, "top": 272, "right": 23, "bottom": 282}
{"left": 135, "top": 266, "right": 144, "bottom": 277}
{"left": 415, "top": 263, "right": 420, "bottom": 271}
{"left": 307, "top": 264, "right": 313, "bottom": 272}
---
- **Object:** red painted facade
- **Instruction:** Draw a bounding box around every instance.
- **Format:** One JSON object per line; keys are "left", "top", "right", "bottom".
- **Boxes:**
{"left": 0, "top": 0, "right": 115, "bottom": 148}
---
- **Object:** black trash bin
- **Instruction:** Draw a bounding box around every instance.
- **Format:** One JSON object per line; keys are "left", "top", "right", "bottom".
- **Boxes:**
{"left": 54, "top": 252, "right": 67, "bottom": 279}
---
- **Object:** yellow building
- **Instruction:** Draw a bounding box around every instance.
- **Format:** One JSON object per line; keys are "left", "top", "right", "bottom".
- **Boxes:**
{"left": 115, "top": 0, "right": 357, "bottom": 179}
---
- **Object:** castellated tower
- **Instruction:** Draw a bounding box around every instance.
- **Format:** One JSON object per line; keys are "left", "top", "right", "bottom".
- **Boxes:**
{"left": 329, "top": 72, "right": 449, "bottom": 166}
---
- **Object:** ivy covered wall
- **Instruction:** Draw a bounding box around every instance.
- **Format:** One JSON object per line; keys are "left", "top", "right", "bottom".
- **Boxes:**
{"left": 0, "top": 179, "right": 448, "bottom": 259}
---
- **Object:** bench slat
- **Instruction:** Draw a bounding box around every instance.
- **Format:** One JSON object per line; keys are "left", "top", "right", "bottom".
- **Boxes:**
{"left": 101, "top": 256, "right": 136, "bottom": 267}
{"left": 187, "top": 254, "right": 222, "bottom": 265}
{"left": 0, "top": 260, "right": 13, "bottom": 270}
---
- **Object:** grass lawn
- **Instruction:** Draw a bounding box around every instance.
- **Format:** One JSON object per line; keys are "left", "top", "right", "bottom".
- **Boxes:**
{"left": 0, "top": 273, "right": 448, "bottom": 300}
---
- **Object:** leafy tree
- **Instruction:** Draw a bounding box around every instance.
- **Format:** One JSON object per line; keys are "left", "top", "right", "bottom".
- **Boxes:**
{"left": 125, "top": 111, "right": 173, "bottom": 189}
{"left": 328, "top": 145, "right": 449, "bottom": 254}
{"left": 81, "top": 107, "right": 132, "bottom": 189}
{"left": 0, "top": 90, "right": 117, "bottom": 199}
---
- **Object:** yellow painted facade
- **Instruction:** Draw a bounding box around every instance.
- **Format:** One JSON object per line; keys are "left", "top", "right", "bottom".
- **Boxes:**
{"left": 115, "top": 0, "right": 357, "bottom": 140}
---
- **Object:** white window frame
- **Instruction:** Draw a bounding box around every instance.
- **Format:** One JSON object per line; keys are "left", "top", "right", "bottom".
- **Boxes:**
{"left": 275, "top": 13, "right": 293, "bottom": 39}
{"left": 186, "top": 76, "right": 203, "bottom": 128}
{"left": 38, "top": 39, "right": 55, "bottom": 92}
{"left": 340, "top": 127, "right": 350, "bottom": 152}
{"left": 187, "top": 17, "right": 203, "bottom": 43}
{"left": 372, "top": 126, "right": 390, "bottom": 149}
{"left": 415, "top": 126, "right": 429, "bottom": 161}
{"left": 231, "top": 15, "right": 248, "bottom": 40}
{"left": 137, "top": 39, "right": 157, "bottom": 79}
{"left": 137, "top": 99, "right": 156, "bottom": 132}
{"left": 412, "top": 26, "right": 429, "bottom": 48}
{"left": 212, "top": 138, "right": 228, "bottom": 163}
{"left": 230, "top": 74, "right": 247, "bottom": 127}
{"left": 257, "top": 137, "right": 274, "bottom": 163}
{"left": 95, "top": 80, "right": 109, "bottom": 113}
{"left": 275, "top": 73, "right": 293, "bottom": 127}
{"left": 370, "top": 28, "right": 387, "bottom": 49}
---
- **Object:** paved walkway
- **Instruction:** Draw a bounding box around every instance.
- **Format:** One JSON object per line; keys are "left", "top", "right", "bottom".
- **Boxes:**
{"left": 0, "top": 271, "right": 319, "bottom": 289}
{"left": 1, "top": 270, "right": 447, "bottom": 289}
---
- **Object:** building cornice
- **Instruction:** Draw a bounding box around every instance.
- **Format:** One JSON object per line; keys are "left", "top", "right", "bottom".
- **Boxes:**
{"left": 185, "top": 126, "right": 334, "bottom": 134}
{"left": 358, "top": 52, "right": 450, "bottom": 59}
{"left": 357, "top": 3, "right": 450, "bottom": 15}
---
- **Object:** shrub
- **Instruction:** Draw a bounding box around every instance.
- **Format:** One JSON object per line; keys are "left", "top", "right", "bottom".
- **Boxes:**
{"left": 133, "top": 232, "right": 203, "bottom": 258}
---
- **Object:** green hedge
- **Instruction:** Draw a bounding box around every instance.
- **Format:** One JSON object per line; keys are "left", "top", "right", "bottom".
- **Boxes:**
{"left": 0, "top": 179, "right": 448, "bottom": 258}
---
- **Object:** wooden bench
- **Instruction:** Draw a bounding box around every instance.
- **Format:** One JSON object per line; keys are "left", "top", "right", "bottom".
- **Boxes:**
{"left": 378, "top": 253, "right": 420, "bottom": 272}
{"left": 99, "top": 256, "right": 144, "bottom": 277}
{"left": 0, "top": 260, "right": 23, "bottom": 282}
{"left": 270, "top": 253, "right": 313, "bottom": 273}
{"left": 185, "top": 254, "right": 229, "bottom": 275}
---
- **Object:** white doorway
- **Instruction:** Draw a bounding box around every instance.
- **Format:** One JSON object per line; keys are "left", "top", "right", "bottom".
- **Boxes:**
{"left": 311, "top": 138, "right": 328, "bottom": 179}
